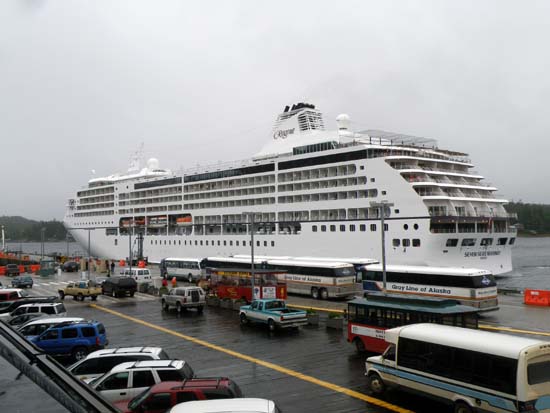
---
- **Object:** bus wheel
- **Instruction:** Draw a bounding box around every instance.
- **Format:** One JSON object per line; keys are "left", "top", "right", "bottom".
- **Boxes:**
{"left": 368, "top": 373, "right": 386, "bottom": 395}
{"left": 311, "top": 288, "right": 319, "bottom": 299}
{"left": 354, "top": 338, "right": 366, "bottom": 353}
{"left": 319, "top": 288, "right": 328, "bottom": 300}
{"left": 453, "top": 401, "right": 473, "bottom": 413}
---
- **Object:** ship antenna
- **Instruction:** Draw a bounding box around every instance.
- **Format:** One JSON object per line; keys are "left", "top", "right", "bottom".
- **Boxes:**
{"left": 128, "top": 142, "right": 144, "bottom": 173}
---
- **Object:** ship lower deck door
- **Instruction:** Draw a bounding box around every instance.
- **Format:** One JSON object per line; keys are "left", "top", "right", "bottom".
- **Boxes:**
{"left": 191, "top": 290, "right": 199, "bottom": 303}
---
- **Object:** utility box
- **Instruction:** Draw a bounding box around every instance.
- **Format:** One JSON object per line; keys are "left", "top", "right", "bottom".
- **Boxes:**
{"left": 39, "top": 258, "right": 56, "bottom": 277}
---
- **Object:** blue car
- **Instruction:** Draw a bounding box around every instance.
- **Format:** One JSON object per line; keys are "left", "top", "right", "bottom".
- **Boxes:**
{"left": 29, "top": 320, "right": 108, "bottom": 361}
{"left": 11, "top": 275, "right": 34, "bottom": 289}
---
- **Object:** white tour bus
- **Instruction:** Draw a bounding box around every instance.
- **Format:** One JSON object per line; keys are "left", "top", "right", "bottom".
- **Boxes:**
{"left": 159, "top": 257, "right": 203, "bottom": 283}
{"left": 358, "top": 264, "right": 499, "bottom": 311}
{"left": 366, "top": 324, "right": 550, "bottom": 413}
{"left": 205, "top": 255, "right": 358, "bottom": 299}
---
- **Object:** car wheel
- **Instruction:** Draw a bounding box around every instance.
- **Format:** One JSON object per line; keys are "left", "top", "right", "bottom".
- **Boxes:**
{"left": 311, "top": 288, "right": 319, "bottom": 299}
{"left": 129, "top": 291, "right": 135, "bottom": 297}
{"left": 268, "top": 319, "right": 276, "bottom": 332}
{"left": 162, "top": 300, "right": 169, "bottom": 311}
{"left": 112, "top": 290, "right": 117, "bottom": 298}
{"left": 77, "top": 293, "right": 84, "bottom": 301}
{"left": 176, "top": 302, "right": 182, "bottom": 313}
{"left": 59, "top": 291, "right": 65, "bottom": 300}
{"left": 240, "top": 313, "right": 248, "bottom": 325}
{"left": 354, "top": 338, "right": 366, "bottom": 353}
{"left": 319, "top": 288, "right": 329, "bottom": 300}
{"left": 72, "top": 346, "right": 88, "bottom": 362}
{"left": 197, "top": 305, "right": 204, "bottom": 313}
{"left": 368, "top": 373, "right": 386, "bottom": 395}
{"left": 454, "top": 401, "right": 474, "bottom": 413}
{"left": 91, "top": 295, "right": 97, "bottom": 301}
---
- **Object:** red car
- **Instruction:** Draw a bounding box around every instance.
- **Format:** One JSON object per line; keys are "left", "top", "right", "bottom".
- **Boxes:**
{"left": 115, "top": 378, "right": 243, "bottom": 413}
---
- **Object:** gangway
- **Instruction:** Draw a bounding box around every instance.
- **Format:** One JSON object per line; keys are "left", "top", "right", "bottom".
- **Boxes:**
{"left": 0, "top": 321, "right": 118, "bottom": 413}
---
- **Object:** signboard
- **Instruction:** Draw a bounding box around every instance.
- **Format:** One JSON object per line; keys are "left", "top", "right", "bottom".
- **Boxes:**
{"left": 262, "top": 286, "right": 276, "bottom": 299}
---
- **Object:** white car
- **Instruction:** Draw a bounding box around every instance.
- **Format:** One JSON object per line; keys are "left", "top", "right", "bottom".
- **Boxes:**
{"left": 169, "top": 398, "right": 281, "bottom": 413}
{"left": 91, "top": 360, "right": 195, "bottom": 403}
{"left": 17, "top": 317, "right": 85, "bottom": 339}
{"left": 3, "top": 302, "right": 67, "bottom": 319}
{"left": 67, "top": 346, "right": 170, "bottom": 381}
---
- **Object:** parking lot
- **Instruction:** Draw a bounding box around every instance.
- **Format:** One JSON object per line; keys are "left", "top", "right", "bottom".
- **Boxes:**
{"left": 3, "top": 270, "right": 550, "bottom": 413}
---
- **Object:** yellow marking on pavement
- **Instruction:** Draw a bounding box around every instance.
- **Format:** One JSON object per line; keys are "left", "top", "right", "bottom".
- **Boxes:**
{"left": 478, "top": 324, "right": 550, "bottom": 337}
{"left": 90, "top": 304, "right": 413, "bottom": 413}
{"left": 287, "top": 304, "right": 550, "bottom": 337}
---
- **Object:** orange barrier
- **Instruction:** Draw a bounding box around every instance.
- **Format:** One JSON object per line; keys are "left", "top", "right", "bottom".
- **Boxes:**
{"left": 19, "top": 265, "right": 26, "bottom": 274}
{"left": 30, "top": 264, "right": 41, "bottom": 273}
{"left": 0, "top": 266, "right": 5, "bottom": 276}
{"left": 138, "top": 260, "right": 145, "bottom": 268}
{"left": 524, "top": 289, "right": 550, "bottom": 307}
{"left": 119, "top": 259, "right": 126, "bottom": 267}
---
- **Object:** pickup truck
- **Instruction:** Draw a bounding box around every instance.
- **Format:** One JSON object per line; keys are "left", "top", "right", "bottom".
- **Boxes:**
{"left": 58, "top": 281, "right": 102, "bottom": 301}
{"left": 239, "top": 299, "right": 308, "bottom": 331}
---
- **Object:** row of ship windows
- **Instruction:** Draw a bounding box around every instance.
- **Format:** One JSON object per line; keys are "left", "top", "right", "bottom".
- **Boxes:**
{"left": 312, "top": 223, "right": 420, "bottom": 232}
{"left": 185, "top": 175, "right": 276, "bottom": 193}
{"left": 76, "top": 203, "right": 115, "bottom": 211}
{"left": 79, "top": 195, "right": 115, "bottom": 205}
{"left": 278, "top": 189, "right": 380, "bottom": 204}
{"left": 118, "top": 186, "right": 182, "bottom": 200}
{"left": 144, "top": 239, "right": 277, "bottom": 248}
{"left": 77, "top": 187, "right": 115, "bottom": 198}
{"left": 184, "top": 185, "right": 275, "bottom": 201}
{"left": 277, "top": 176, "right": 370, "bottom": 192}
{"left": 119, "top": 205, "right": 182, "bottom": 214}
{"left": 446, "top": 237, "right": 516, "bottom": 247}
{"left": 73, "top": 211, "right": 115, "bottom": 218}
{"left": 119, "top": 195, "right": 183, "bottom": 207}
{"left": 277, "top": 164, "right": 358, "bottom": 182}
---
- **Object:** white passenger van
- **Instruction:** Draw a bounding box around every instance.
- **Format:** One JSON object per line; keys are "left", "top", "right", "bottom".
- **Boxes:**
{"left": 169, "top": 398, "right": 281, "bottom": 413}
{"left": 159, "top": 258, "right": 203, "bottom": 283}
{"left": 366, "top": 323, "right": 550, "bottom": 413}
{"left": 120, "top": 268, "right": 152, "bottom": 283}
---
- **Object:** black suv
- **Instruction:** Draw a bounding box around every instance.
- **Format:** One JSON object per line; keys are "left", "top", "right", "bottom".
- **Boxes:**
{"left": 101, "top": 276, "right": 137, "bottom": 298}
{"left": 62, "top": 261, "right": 79, "bottom": 272}
{"left": 6, "top": 264, "right": 21, "bottom": 276}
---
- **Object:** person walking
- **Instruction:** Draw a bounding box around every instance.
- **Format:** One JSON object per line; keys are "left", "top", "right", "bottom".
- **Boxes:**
{"left": 110, "top": 261, "right": 115, "bottom": 277}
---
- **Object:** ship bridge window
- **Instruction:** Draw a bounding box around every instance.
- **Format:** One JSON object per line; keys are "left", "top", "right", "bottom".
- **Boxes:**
{"left": 497, "top": 238, "right": 508, "bottom": 245}
{"left": 412, "top": 239, "right": 421, "bottom": 247}
{"left": 446, "top": 238, "right": 459, "bottom": 247}
{"left": 461, "top": 238, "right": 476, "bottom": 247}
{"left": 480, "top": 238, "right": 493, "bottom": 246}
{"left": 402, "top": 239, "right": 411, "bottom": 247}
{"left": 393, "top": 239, "right": 400, "bottom": 247}
{"left": 509, "top": 237, "right": 516, "bottom": 245}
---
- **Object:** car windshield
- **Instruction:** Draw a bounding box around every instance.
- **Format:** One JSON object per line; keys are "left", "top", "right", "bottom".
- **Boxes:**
{"left": 128, "top": 387, "right": 152, "bottom": 410}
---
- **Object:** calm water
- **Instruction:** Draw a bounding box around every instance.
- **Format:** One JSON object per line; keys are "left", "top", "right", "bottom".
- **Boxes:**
{"left": 6, "top": 237, "right": 550, "bottom": 289}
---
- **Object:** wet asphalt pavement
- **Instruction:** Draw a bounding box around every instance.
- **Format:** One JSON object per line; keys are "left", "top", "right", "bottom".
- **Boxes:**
{"left": 2, "top": 270, "right": 550, "bottom": 413}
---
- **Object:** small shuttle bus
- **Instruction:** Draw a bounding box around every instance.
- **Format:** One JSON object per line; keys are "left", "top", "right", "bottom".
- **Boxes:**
{"left": 159, "top": 258, "right": 203, "bottom": 283}
{"left": 366, "top": 323, "right": 550, "bottom": 413}
{"left": 347, "top": 292, "right": 479, "bottom": 353}
{"left": 358, "top": 264, "right": 499, "bottom": 311}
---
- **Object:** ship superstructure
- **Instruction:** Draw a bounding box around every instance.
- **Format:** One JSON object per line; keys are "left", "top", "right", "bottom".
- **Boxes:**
{"left": 63, "top": 103, "right": 516, "bottom": 274}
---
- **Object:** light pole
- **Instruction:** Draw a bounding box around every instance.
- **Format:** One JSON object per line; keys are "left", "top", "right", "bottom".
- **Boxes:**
{"left": 128, "top": 226, "right": 133, "bottom": 273}
{"left": 370, "top": 201, "right": 394, "bottom": 294}
{"left": 243, "top": 212, "right": 256, "bottom": 299}
{"left": 87, "top": 229, "right": 91, "bottom": 279}
{"left": 40, "top": 227, "right": 46, "bottom": 260}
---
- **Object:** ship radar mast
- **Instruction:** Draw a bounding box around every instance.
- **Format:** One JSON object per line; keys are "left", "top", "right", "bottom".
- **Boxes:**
{"left": 128, "top": 142, "right": 144, "bottom": 174}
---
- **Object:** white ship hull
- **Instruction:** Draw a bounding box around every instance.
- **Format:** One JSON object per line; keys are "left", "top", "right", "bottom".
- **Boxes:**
{"left": 64, "top": 103, "right": 516, "bottom": 275}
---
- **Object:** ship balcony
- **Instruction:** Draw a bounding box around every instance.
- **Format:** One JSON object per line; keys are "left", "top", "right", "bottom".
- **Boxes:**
{"left": 398, "top": 168, "right": 484, "bottom": 180}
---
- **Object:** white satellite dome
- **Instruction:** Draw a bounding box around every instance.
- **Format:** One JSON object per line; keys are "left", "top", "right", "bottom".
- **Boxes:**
{"left": 147, "top": 158, "right": 160, "bottom": 170}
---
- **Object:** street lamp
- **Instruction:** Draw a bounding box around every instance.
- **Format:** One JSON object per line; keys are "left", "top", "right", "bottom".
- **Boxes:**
{"left": 243, "top": 212, "right": 256, "bottom": 299}
{"left": 370, "top": 201, "right": 394, "bottom": 294}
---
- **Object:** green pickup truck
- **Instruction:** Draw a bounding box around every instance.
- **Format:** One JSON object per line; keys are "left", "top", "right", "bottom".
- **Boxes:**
{"left": 59, "top": 280, "right": 101, "bottom": 301}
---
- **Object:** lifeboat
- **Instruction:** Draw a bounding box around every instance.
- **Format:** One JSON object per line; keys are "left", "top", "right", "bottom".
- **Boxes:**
{"left": 148, "top": 215, "right": 168, "bottom": 228}
{"left": 134, "top": 217, "right": 146, "bottom": 226}
{"left": 176, "top": 215, "right": 192, "bottom": 226}
{"left": 120, "top": 218, "right": 133, "bottom": 228}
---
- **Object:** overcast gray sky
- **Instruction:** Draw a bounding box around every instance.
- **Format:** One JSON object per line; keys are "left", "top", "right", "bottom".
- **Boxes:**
{"left": 1, "top": 0, "right": 549, "bottom": 221}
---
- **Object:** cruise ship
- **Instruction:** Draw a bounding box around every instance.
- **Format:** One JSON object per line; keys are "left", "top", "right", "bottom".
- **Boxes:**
{"left": 63, "top": 103, "right": 516, "bottom": 274}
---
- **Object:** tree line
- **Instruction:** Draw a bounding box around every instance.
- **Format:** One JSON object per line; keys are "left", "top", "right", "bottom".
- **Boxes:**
{"left": 503, "top": 202, "right": 550, "bottom": 235}
{"left": 0, "top": 216, "right": 67, "bottom": 241}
